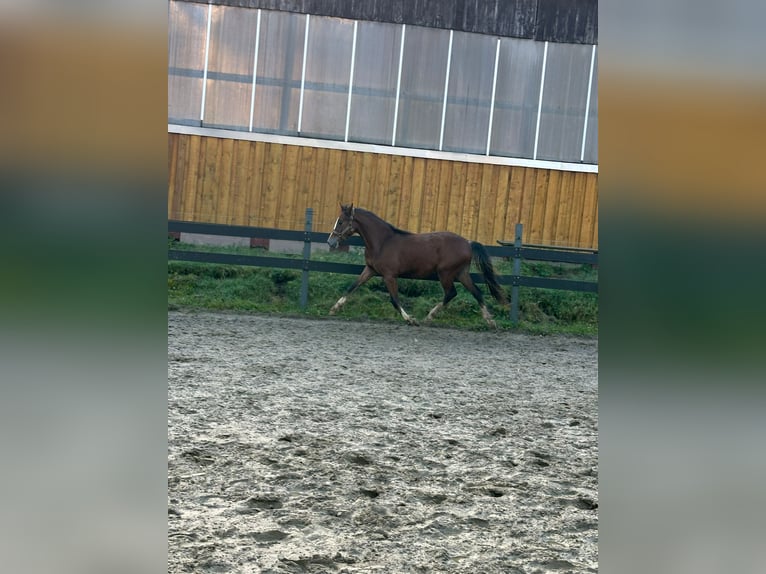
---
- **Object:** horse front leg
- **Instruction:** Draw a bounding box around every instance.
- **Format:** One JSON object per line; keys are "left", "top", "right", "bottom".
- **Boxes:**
{"left": 330, "top": 265, "right": 376, "bottom": 315}
{"left": 383, "top": 275, "right": 418, "bottom": 325}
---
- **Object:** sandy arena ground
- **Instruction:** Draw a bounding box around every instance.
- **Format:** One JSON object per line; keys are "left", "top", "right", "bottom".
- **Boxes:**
{"left": 168, "top": 311, "right": 598, "bottom": 573}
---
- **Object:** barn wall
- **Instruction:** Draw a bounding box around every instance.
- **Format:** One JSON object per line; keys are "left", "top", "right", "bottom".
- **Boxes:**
{"left": 168, "top": 133, "right": 599, "bottom": 248}
{"left": 181, "top": 0, "right": 598, "bottom": 44}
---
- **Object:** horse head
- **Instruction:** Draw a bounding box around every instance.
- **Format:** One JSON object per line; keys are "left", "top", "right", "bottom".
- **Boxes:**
{"left": 327, "top": 203, "right": 356, "bottom": 248}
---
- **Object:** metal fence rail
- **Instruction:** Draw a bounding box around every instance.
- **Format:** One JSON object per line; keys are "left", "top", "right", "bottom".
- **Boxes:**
{"left": 168, "top": 209, "right": 597, "bottom": 323}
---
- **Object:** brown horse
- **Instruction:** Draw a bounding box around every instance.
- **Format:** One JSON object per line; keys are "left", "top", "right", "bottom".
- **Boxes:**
{"left": 326, "top": 204, "right": 507, "bottom": 327}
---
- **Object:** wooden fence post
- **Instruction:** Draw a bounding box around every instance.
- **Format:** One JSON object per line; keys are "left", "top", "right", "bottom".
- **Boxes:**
{"left": 300, "top": 208, "right": 313, "bottom": 310}
{"left": 510, "top": 223, "right": 522, "bottom": 324}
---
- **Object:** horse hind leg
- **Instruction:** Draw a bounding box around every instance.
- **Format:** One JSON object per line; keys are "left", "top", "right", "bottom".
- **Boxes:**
{"left": 425, "top": 276, "right": 458, "bottom": 323}
{"left": 457, "top": 269, "right": 497, "bottom": 328}
{"left": 383, "top": 275, "right": 418, "bottom": 325}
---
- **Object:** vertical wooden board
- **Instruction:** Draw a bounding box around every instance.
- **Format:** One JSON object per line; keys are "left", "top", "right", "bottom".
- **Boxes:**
{"left": 197, "top": 137, "right": 214, "bottom": 222}
{"left": 579, "top": 174, "right": 598, "bottom": 249}
{"left": 255, "top": 141, "right": 271, "bottom": 226}
{"left": 315, "top": 148, "right": 339, "bottom": 234}
{"left": 324, "top": 149, "right": 340, "bottom": 229}
{"left": 491, "top": 166, "right": 511, "bottom": 243}
{"left": 477, "top": 164, "right": 498, "bottom": 245}
{"left": 384, "top": 154, "right": 402, "bottom": 224}
{"left": 544, "top": 170, "right": 565, "bottom": 244}
{"left": 247, "top": 140, "right": 267, "bottom": 226}
{"left": 516, "top": 168, "right": 534, "bottom": 233}
{"left": 277, "top": 144, "right": 301, "bottom": 229}
{"left": 420, "top": 159, "right": 441, "bottom": 233}
{"left": 182, "top": 135, "right": 201, "bottom": 221}
{"left": 389, "top": 154, "right": 405, "bottom": 227}
{"left": 262, "top": 142, "right": 284, "bottom": 228}
{"left": 373, "top": 154, "right": 392, "bottom": 218}
{"left": 554, "top": 170, "right": 576, "bottom": 246}
{"left": 211, "top": 138, "right": 226, "bottom": 222}
{"left": 568, "top": 171, "right": 588, "bottom": 247}
{"left": 530, "top": 169, "right": 551, "bottom": 245}
{"left": 228, "top": 139, "right": 249, "bottom": 225}
{"left": 460, "top": 162, "right": 482, "bottom": 240}
{"left": 357, "top": 151, "right": 377, "bottom": 213}
{"left": 188, "top": 135, "right": 204, "bottom": 221}
{"left": 394, "top": 155, "right": 410, "bottom": 228}
{"left": 434, "top": 161, "right": 453, "bottom": 231}
{"left": 310, "top": 147, "right": 329, "bottom": 229}
{"left": 346, "top": 151, "right": 367, "bottom": 209}
{"left": 321, "top": 149, "right": 345, "bottom": 229}
{"left": 216, "top": 138, "right": 234, "bottom": 224}
{"left": 196, "top": 137, "right": 220, "bottom": 222}
{"left": 592, "top": 199, "right": 598, "bottom": 249}
{"left": 344, "top": 151, "right": 361, "bottom": 208}
{"left": 241, "top": 141, "right": 256, "bottom": 226}
{"left": 504, "top": 166, "right": 524, "bottom": 235}
{"left": 246, "top": 141, "right": 262, "bottom": 226}
{"left": 362, "top": 153, "right": 377, "bottom": 213}
{"left": 474, "top": 164, "right": 490, "bottom": 244}
{"left": 168, "top": 134, "right": 179, "bottom": 219}
{"left": 198, "top": 137, "right": 219, "bottom": 222}
{"left": 406, "top": 157, "right": 426, "bottom": 232}
{"left": 540, "top": 171, "right": 562, "bottom": 245}
{"left": 169, "top": 134, "right": 187, "bottom": 220}
{"left": 518, "top": 168, "right": 538, "bottom": 243}
{"left": 290, "top": 146, "right": 308, "bottom": 229}
{"left": 243, "top": 141, "right": 258, "bottom": 226}
{"left": 446, "top": 161, "right": 466, "bottom": 232}
{"left": 404, "top": 156, "right": 420, "bottom": 231}
{"left": 224, "top": 139, "right": 238, "bottom": 225}
{"left": 527, "top": 169, "right": 557, "bottom": 243}
{"left": 296, "top": 145, "right": 315, "bottom": 225}
{"left": 167, "top": 134, "right": 178, "bottom": 217}
{"left": 398, "top": 156, "right": 415, "bottom": 229}
{"left": 340, "top": 149, "right": 355, "bottom": 229}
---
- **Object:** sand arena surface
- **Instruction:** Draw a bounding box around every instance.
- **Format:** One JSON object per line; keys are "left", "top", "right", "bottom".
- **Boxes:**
{"left": 168, "top": 311, "right": 598, "bottom": 573}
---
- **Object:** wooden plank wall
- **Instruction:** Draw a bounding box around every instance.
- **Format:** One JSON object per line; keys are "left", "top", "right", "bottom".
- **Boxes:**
{"left": 168, "top": 133, "right": 599, "bottom": 248}
{"left": 190, "top": 0, "right": 598, "bottom": 45}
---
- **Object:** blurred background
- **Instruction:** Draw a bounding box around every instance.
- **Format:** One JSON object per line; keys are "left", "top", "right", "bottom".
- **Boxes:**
{"left": 0, "top": 1, "right": 764, "bottom": 573}
{"left": 599, "top": 1, "right": 766, "bottom": 573}
{"left": 0, "top": 2, "right": 167, "bottom": 574}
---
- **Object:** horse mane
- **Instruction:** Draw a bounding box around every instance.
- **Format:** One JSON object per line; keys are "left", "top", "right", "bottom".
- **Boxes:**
{"left": 357, "top": 208, "right": 412, "bottom": 235}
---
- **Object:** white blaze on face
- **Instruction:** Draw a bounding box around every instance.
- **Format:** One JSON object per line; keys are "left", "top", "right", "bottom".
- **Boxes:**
{"left": 328, "top": 217, "right": 340, "bottom": 242}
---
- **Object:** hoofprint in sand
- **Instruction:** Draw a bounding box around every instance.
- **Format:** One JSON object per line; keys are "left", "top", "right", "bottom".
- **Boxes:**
{"left": 169, "top": 311, "right": 598, "bottom": 573}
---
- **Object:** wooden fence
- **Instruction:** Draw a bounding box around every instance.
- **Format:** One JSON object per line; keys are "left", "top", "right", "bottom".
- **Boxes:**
{"left": 168, "top": 133, "right": 599, "bottom": 249}
{"left": 168, "top": 209, "right": 597, "bottom": 323}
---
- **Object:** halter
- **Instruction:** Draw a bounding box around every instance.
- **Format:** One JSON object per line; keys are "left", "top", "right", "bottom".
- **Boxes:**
{"left": 331, "top": 207, "right": 356, "bottom": 241}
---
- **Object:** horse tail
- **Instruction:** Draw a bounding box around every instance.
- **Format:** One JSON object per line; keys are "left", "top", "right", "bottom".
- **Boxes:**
{"left": 470, "top": 241, "right": 507, "bottom": 305}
